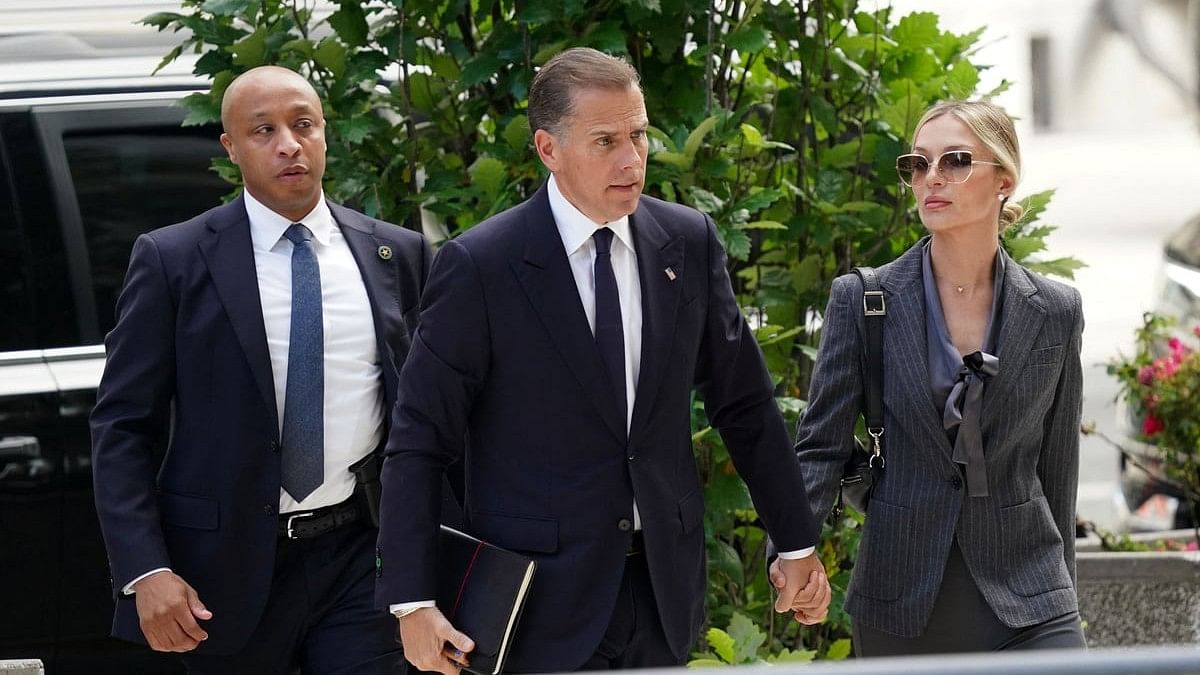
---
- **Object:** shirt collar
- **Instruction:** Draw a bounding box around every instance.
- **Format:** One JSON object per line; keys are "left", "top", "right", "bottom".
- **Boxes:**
{"left": 244, "top": 188, "right": 335, "bottom": 252}
{"left": 547, "top": 174, "right": 634, "bottom": 256}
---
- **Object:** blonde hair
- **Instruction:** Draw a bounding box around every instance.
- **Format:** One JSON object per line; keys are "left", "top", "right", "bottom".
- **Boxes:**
{"left": 913, "top": 100, "right": 1024, "bottom": 231}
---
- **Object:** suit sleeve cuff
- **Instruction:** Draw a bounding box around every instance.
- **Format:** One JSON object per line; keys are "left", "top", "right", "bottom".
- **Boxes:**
{"left": 776, "top": 547, "right": 815, "bottom": 560}
{"left": 122, "top": 568, "right": 172, "bottom": 595}
{"left": 390, "top": 600, "right": 437, "bottom": 618}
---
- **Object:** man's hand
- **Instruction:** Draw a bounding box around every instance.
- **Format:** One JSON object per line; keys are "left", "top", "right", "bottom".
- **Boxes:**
{"left": 398, "top": 607, "right": 475, "bottom": 675}
{"left": 770, "top": 555, "right": 831, "bottom": 625}
{"left": 132, "top": 571, "right": 212, "bottom": 652}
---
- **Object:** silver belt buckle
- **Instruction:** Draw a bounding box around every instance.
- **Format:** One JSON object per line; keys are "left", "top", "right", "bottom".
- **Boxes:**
{"left": 285, "top": 511, "right": 316, "bottom": 539}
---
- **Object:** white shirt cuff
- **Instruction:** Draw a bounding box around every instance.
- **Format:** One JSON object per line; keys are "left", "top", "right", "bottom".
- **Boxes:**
{"left": 776, "top": 547, "right": 816, "bottom": 560}
{"left": 122, "top": 567, "right": 172, "bottom": 595}
{"left": 390, "top": 600, "right": 436, "bottom": 617}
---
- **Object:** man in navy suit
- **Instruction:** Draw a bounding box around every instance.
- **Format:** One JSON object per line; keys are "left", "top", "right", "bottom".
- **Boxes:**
{"left": 376, "top": 48, "right": 831, "bottom": 674}
{"left": 91, "top": 66, "right": 430, "bottom": 673}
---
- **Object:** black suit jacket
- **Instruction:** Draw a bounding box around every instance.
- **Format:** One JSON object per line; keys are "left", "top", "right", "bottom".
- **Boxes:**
{"left": 90, "top": 196, "right": 431, "bottom": 654}
{"left": 375, "top": 185, "right": 818, "bottom": 672}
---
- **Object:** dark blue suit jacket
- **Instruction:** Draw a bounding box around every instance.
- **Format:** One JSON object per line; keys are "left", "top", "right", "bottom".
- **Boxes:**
{"left": 375, "top": 186, "right": 819, "bottom": 672}
{"left": 90, "top": 196, "right": 431, "bottom": 654}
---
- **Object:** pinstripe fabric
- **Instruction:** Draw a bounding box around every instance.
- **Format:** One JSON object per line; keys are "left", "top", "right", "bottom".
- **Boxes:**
{"left": 796, "top": 239, "right": 1084, "bottom": 638}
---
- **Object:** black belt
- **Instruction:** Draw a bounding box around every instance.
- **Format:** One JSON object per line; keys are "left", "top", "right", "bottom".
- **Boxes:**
{"left": 279, "top": 498, "right": 361, "bottom": 540}
{"left": 626, "top": 531, "right": 644, "bottom": 557}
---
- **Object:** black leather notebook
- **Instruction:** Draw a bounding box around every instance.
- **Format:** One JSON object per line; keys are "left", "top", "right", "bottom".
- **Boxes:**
{"left": 437, "top": 526, "right": 537, "bottom": 675}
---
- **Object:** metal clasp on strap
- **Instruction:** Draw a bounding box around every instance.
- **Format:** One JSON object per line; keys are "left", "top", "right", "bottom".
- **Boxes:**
{"left": 863, "top": 290, "right": 886, "bottom": 316}
{"left": 867, "top": 427, "right": 885, "bottom": 468}
{"left": 285, "top": 511, "right": 316, "bottom": 539}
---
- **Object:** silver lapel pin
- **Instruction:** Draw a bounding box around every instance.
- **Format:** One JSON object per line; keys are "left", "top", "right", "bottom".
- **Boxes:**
{"left": 664, "top": 267, "right": 677, "bottom": 281}
{"left": 377, "top": 245, "right": 393, "bottom": 260}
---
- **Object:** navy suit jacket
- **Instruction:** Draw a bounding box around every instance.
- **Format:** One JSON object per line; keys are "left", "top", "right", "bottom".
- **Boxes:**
{"left": 90, "top": 196, "right": 431, "bottom": 654}
{"left": 375, "top": 185, "right": 819, "bottom": 672}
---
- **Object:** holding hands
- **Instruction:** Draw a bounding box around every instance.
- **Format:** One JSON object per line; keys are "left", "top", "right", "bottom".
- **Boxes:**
{"left": 770, "top": 555, "right": 831, "bottom": 624}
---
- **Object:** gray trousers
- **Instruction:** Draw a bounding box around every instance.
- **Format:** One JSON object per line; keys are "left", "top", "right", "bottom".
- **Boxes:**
{"left": 852, "top": 539, "right": 1085, "bottom": 656}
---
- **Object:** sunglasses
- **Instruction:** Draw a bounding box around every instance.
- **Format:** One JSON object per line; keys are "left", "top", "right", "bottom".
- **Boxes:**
{"left": 895, "top": 150, "right": 1002, "bottom": 187}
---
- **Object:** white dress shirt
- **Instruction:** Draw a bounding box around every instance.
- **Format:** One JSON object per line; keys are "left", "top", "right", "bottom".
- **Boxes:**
{"left": 125, "top": 189, "right": 385, "bottom": 594}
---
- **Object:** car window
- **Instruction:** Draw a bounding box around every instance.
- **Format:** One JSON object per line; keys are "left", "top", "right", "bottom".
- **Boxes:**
{"left": 0, "top": 136, "right": 34, "bottom": 351}
{"left": 62, "top": 125, "right": 228, "bottom": 338}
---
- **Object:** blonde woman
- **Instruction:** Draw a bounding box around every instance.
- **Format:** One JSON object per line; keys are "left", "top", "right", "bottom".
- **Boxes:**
{"left": 779, "top": 101, "right": 1086, "bottom": 654}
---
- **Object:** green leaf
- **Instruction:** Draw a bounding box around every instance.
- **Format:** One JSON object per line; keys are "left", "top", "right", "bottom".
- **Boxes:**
{"left": 502, "top": 115, "right": 530, "bottom": 151}
{"left": 893, "top": 12, "right": 940, "bottom": 51}
{"left": 825, "top": 638, "right": 853, "bottom": 660}
{"left": 726, "top": 26, "right": 769, "bottom": 54}
{"left": 651, "top": 151, "right": 690, "bottom": 169}
{"left": 1022, "top": 256, "right": 1087, "bottom": 280}
{"left": 733, "top": 188, "right": 783, "bottom": 215}
{"left": 469, "top": 156, "right": 507, "bottom": 198}
{"left": 332, "top": 116, "right": 374, "bottom": 144}
{"left": 622, "top": 0, "right": 662, "bottom": 11}
{"left": 516, "top": 0, "right": 557, "bottom": 23}
{"left": 739, "top": 220, "right": 787, "bottom": 230}
{"left": 460, "top": 52, "right": 503, "bottom": 88}
{"left": 201, "top": 0, "right": 254, "bottom": 16}
{"left": 687, "top": 186, "right": 725, "bottom": 214}
{"left": 739, "top": 123, "right": 764, "bottom": 148}
{"left": 947, "top": 59, "right": 980, "bottom": 98}
{"left": 314, "top": 36, "right": 348, "bottom": 78}
{"left": 706, "top": 628, "right": 736, "bottom": 664}
{"left": 684, "top": 115, "right": 719, "bottom": 160}
{"left": 153, "top": 44, "right": 185, "bottom": 75}
{"left": 809, "top": 95, "right": 837, "bottom": 136}
{"left": 1018, "top": 189, "right": 1055, "bottom": 224}
{"left": 230, "top": 29, "right": 267, "bottom": 67}
{"left": 769, "top": 648, "right": 817, "bottom": 663}
{"left": 141, "top": 12, "right": 185, "bottom": 30}
{"left": 585, "top": 21, "right": 626, "bottom": 54}
{"left": 726, "top": 613, "right": 766, "bottom": 664}
{"left": 686, "top": 658, "right": 728, "bottom": 668}
{"left": 721, "top": 228, "right": 752, "bottom": 261}
{"left": 329, "top": 2, "right": 369, "bottom": 48}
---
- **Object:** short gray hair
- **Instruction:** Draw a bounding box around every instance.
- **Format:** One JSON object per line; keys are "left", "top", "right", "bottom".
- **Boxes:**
{"left": 528, "top": 48, "right": 641, "bottom": 137}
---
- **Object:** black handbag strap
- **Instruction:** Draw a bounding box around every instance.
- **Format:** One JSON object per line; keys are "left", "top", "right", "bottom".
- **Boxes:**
{"left": 852, "top": 267, "right": 885, "bottom": 465}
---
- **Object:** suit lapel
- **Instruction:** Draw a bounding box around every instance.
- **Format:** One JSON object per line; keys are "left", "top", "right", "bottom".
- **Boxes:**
{"left": 983, "top": 254, "right": 1045, "bottom": 412}
{"left": 197, "top": 196, "right": 279, "bottom": 432}
{"left": 879, "top": 245, "right": 953, "bottom": 462}
{"left": 512, "top": 187, "right": 627, "bottom": 444}
{"left": 627, "top": 204, "right": 684, "bottom": 447}
{"left": 332, "top": 203, "right": 403, "bottom": 408}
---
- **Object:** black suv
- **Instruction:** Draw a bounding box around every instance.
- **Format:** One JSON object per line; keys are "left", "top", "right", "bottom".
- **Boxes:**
{"left": 0, "top": 34, "right": 229, "bottom": 673}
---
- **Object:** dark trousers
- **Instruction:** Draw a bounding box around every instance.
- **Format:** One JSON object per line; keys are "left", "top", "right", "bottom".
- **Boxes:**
{"left": 852, "top": 539, "right": 1086, "bottom": 656}
{"left": 181, "top": 518, "right": 403, "bottom": 675}
{"left": 577, "top": 543, "right": 680, "bottom": 671}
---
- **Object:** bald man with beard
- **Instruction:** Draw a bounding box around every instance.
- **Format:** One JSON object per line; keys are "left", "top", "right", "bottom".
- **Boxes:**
{"left": 90, "top": 65, "right": 435, "bottom": 673}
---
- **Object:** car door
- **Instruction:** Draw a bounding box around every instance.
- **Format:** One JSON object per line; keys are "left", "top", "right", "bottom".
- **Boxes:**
{"left": 0, "top": 93, "right": 228, "bottom": 673}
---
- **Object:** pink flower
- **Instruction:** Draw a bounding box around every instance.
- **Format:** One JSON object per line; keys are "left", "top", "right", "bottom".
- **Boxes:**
{"left": 1143, "top": 414, "right": 1164, "bottom": 437}
{"left": 1138, "top": 365, "right": 1156, "bottom": 385}
{"left": 1153, "top": 357, "right": 1180, "bottom": 379}
{"left": 1192, "top": 325, "right": 1200, "bottom": 338}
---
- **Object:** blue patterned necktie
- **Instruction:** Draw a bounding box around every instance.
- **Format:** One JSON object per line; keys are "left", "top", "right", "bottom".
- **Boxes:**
{"left": 281, "top": 223, "right": 324, "bottom": 501}
{"left": 593, "top": 228, "right": 627, "bottom": 432}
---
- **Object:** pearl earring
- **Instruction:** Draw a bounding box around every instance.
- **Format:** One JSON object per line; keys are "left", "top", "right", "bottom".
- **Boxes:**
{"left": 998, "top": 194, "right": 1006, "bottom": 201}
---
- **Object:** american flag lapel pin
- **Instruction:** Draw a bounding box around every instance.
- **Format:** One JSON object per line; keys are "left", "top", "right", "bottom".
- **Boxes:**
{"left": 664, "top": 267, "right": 677, "bottom": 281}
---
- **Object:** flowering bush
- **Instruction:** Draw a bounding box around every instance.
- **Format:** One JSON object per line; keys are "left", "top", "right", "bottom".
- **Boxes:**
{"left": 1108, "top": 313, "right": 1200, "bottom": 518}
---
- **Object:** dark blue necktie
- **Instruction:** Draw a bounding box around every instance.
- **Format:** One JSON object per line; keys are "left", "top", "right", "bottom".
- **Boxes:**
{"left": 593, "top": 228, "right": 627, "bottom": 431}
{"left": 281, "top": 223, "right": 324, "bottom": 501}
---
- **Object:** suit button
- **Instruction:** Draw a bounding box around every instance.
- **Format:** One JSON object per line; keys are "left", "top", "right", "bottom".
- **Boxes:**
{"left": 263, "top": 504, "right": 275, "bottom": 515}
{"left": 270, "top": 440, "right": 280, "bottom": 453}
{"left": 617, "top": 518, "right": 632, "bottom": 532}
{"left": 950, "top": 476, "right": 962, "bottom": 491}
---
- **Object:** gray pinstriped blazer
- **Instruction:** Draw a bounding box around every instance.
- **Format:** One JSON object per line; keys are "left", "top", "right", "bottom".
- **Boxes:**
{"left": 796, "top": 239, "right": 1084, "bottom": 638}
